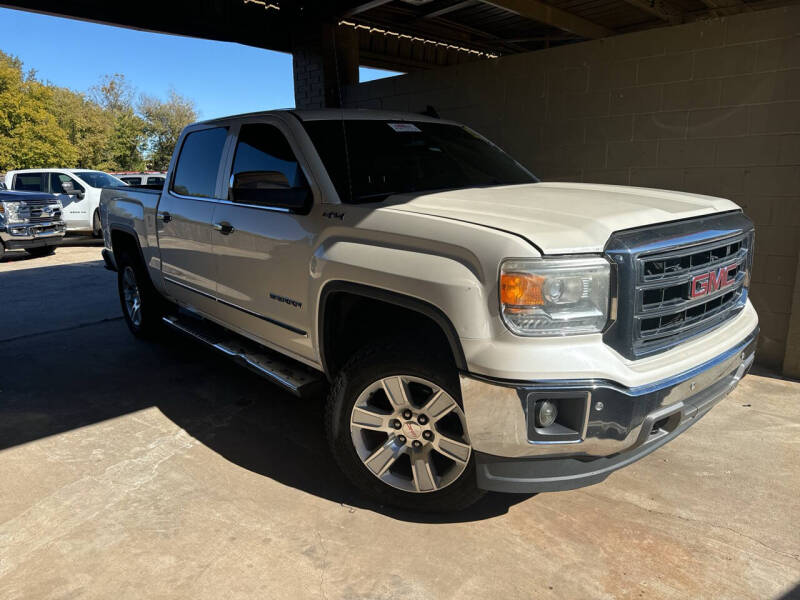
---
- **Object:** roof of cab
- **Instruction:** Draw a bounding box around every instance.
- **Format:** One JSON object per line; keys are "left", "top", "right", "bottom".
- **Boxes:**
{"left": 6, "top": 168, "right": 102, "bottom": 174}
{"left": 197, "top": 108, "right": 452, "bottom": 126}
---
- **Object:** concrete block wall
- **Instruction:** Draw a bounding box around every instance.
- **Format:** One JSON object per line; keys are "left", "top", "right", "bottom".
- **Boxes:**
{"left": 343, "top": 5, "right": 800, "bottom": 374}
{"left": 292, "top": 32, "right": 327, "bottom": 110}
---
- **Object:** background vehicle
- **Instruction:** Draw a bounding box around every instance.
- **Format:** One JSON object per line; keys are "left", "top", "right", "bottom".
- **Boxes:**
{"left": 4, "top": 169, "right": 126, "bottom": 237}
{"left": 0, "top": 189, "right": 65, "bottom": 259}
{"left": 101, "top": 109, "right": 758, "bottom": 512}
{"left": 110, "top": 171, "right": 167, "bottom": 188}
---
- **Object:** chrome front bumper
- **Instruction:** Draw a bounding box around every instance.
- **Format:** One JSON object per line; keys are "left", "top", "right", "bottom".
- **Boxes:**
{"left": 0, "top": 221, "right": 66, "bottom": 246}
{"left": 460, "top": 327, "right": 758, "bottom": 492}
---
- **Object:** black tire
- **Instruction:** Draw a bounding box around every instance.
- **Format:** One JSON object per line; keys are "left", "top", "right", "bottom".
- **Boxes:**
{"left": 116, "top": 249, "right": 166, "bottom": 338}
{"left": 0, "top": 241, "right": 5, "bottom": 261}
{"left": 92, "top": 210, "right": 102, "bottom": 238}
{"left": 25, "top": 246, "right": 56, "bottom": 258}
{"left": 326, "top": 343, "right": 485, "bottom": 512}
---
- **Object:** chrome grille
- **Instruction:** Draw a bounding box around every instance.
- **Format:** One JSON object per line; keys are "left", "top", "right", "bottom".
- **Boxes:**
{"left": 635, "top": 233, "right": 750, "bottom": 350}
{"left": 17, "top": 198, "right": 57, "bottom": 207}
{"left": 19, "top": 203, "right": 62, "bottom": 223}
{"left": 604, "top": 212, "right": 754, "bottom": 360}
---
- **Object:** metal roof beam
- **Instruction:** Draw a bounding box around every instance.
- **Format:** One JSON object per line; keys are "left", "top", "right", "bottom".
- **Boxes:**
{"left": 480, "top": 0, "right": 614, "bottom": 39}
{"left": 342, "top": 0, "right": 395, "bottom": 17}
{"left": 620, "top": 0, "right": 685, "bottom": 24}
{"left": 421, "top": 0, "right": 477, "bottom": 19}
{"left": 699, "top": 0, "right": 749, "bottom": 17}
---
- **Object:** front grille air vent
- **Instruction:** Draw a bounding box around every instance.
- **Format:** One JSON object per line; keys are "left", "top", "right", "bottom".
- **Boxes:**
{"left": 603, "top": 212, "right": 754, "bottom": 360}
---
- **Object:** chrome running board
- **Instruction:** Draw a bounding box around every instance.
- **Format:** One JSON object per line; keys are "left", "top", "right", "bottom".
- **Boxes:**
{"left": 162, "top": 314, "right": 325, "bottom": 398}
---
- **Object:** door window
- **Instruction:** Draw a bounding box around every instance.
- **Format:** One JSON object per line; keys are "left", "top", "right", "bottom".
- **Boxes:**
{"left": 171, "top": 127, "right": 228, "bottom": 199}
{"left": 13, "top": 173, "right": 45, "bottom": 191}
{"left": 50, "top": 173, "right": 85, "bottom": 194}
{"left": 229, "top": 123, "right": 310, "bottom": 212}
{"left": 147, "top": 176, "right": 165, "bottom": 186}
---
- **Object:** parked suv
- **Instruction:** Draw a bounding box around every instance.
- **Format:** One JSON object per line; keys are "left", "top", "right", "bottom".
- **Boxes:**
{"left": 100, "top": 110, "right": 758, "bottom": 511}
{"left": 5, "top": 169, "right": 126, "bottom": 236}
{"left": 0, "top": 189, "right": 65, "bottom": 259}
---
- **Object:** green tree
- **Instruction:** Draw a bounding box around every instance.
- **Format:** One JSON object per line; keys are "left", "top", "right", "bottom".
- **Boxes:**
{"left": 90, "top": 73, "right": 146, "bottom": 170}
{"left": 0, "top": 51, "right": 77, "bottom": 171}
{"left": 50, "top": 86, "right": 114, "bottom": 169}
{"left": 140, "top": 90, "right": 197, "bottom": 170}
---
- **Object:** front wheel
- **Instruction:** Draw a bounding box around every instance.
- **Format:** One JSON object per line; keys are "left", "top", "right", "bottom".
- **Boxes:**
{"left": 326, "top": 344, "right": 484, "bottom": 512}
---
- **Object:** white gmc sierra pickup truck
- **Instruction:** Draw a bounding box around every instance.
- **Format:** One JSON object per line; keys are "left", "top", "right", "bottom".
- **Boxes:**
{"left": 100, "top": 109, "right": 758, "bottom": 512}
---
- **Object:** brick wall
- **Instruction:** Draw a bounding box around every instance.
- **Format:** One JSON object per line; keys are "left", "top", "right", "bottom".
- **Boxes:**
{"left": 344, "top": 5, "right": 800, "bottom": 374}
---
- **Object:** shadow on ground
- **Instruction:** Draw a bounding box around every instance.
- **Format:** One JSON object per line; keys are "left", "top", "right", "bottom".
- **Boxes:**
{"left": 0, "top": 319, "right": 533, "bottom": 524}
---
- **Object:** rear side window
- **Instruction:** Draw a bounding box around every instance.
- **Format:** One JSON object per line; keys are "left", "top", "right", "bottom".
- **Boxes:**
{"left": 120, "top": 177, "right": 140, "bottom": 185}
{"left": 13, "top": 173, "right": 44, "bottom": 192}
{"left": 147, "top": 176, "right": 165, "bottom": 186}
{"left": 171, "top": 127, "right": 228, "bottom": 198}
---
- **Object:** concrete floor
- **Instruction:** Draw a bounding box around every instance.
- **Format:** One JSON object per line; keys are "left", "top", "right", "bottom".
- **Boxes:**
{"left": 1, "top": 244, "right": 798, "bottom": 600}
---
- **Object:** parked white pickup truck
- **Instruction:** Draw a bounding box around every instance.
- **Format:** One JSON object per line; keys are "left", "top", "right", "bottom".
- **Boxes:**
{"left": 5, "top": 169, "right": 126, "bottom": 236}
{"left": 100, "top": 110, "right": 758, "bottom": 511}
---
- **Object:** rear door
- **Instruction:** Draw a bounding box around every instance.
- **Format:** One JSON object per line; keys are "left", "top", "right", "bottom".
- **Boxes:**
{"left": 12, "top": 172, "right": 46, "bottom": 192}
{"left": 157, "top": 125, "right": 230, "bottom": 312}
{"left": 211, "top": 118, "right": 318, "bottom": 358}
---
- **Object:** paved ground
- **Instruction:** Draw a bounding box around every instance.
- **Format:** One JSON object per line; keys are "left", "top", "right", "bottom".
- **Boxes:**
{"left": 1, "top": 244, "right": 798, "bottom": 600}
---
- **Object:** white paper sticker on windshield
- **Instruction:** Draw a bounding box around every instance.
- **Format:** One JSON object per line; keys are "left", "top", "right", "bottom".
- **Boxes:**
{"left": 388, "top": 122, "right": 421, "bottom": 133}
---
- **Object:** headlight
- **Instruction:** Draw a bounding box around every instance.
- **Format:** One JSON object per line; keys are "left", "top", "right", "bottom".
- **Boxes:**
{"left": 1, "top": 202, "right": 23, "bottom": 223}
{"left": 500, "top": 257, "right": 611, "bottom": 336}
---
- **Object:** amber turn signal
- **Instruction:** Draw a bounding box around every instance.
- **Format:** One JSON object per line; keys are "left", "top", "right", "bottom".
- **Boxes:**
{"left": 500, "top": 272, "right": 545, "bottom": 306}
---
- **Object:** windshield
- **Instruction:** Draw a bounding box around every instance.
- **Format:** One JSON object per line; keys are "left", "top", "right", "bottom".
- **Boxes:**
{"left": 302, "top": 119, "right": 537, "bottom": 203}
{"left": 74, "top": 171, "right": 126, "bottom": 188}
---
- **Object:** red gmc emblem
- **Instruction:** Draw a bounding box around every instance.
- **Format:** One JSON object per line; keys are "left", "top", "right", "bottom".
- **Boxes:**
{"left": 691, "top": 264, "right": 737, "bottom": 299}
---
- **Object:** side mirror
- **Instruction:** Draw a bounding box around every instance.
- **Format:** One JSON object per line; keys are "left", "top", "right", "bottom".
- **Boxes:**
{"left": 230, "top": 170, "right": 310, "bottom": 211}
{"left": 61, "top": 181, "right": 84, "bottom": 200}
{"left": 233, "top": 170, "right": 291, "bottom": 191}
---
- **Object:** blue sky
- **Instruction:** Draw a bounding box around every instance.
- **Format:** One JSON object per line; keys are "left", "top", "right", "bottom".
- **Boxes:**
{"left": 0, "top": 7, "right": 397, "bottom": 119}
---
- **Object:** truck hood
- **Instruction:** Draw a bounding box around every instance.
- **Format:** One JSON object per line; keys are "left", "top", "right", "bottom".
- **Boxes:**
{"left": 381, "top": 182, "right": 740, "bottom": 254}
{"left": 0, "top": 190, "right": 58, "bottom": 203}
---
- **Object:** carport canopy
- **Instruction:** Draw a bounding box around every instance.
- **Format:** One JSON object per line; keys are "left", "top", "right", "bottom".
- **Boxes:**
{"left": 0, "top": 0, "right": 778, "bottom": 107}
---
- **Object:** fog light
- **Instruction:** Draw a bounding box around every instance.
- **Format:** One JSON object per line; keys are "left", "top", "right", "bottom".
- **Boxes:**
{"left": 535, "top": 400, "right": 558, "bottom": 428}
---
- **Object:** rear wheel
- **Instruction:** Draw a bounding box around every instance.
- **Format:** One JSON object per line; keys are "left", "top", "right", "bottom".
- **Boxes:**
{"left": 116, "top": 250, "right": 166, "bottom": 338}
{"left": 0, "top": 241, "right": 5, "bottom": 261}
{"left": 326, "top": 344, "right": 484, "bottom": 512}
{"left": 25, "top": 246, "right": 56, "bottom": 258}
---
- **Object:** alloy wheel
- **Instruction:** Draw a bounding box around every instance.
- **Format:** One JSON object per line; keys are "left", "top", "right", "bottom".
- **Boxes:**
{"left": 122, "top": 266, "right": 142, "bottom": 328}
{"left": 350, "top": 375, "right": 471, "bottom": 493}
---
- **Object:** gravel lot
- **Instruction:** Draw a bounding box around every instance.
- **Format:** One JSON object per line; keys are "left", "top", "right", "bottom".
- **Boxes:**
{"left": 1, "top": 244, "right": 798, "bottom": 600}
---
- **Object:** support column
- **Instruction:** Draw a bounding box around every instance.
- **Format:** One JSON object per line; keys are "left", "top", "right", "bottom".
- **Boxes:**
{"left": 292, "top": 23, "right": 359, "bottom": 109}
{"left": 783, "top": 254, "right": 800, "bottom": 378}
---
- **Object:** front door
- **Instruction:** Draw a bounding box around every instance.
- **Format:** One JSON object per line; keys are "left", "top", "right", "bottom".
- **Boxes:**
{"left": 211, "top": 120, "right": 317, "bottom": 359}
{"left": 157, "top": 125, "right": 229, "bottom": 312}
{"left": 50, "top": 172, "right": 87, "bottom": 229}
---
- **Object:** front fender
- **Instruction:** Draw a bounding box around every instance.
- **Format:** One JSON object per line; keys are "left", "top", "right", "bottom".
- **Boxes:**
{"left": 311, "top": 239, "right": 489, "bottom": 344}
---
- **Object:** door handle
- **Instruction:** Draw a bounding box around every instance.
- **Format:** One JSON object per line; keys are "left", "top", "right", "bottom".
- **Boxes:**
{"left": 160, "top": 211, "right": 172, "bottom": 223}
{"left": 213, "top": 221, "right": 235, "bottom": 235}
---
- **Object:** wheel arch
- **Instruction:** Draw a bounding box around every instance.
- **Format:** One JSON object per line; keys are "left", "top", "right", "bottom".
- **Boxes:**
{"left": 318, "top": 281, "right": 468, "bottom": 378}
{"left": 109, "top": 225, "right": 146, "bottom": 266}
